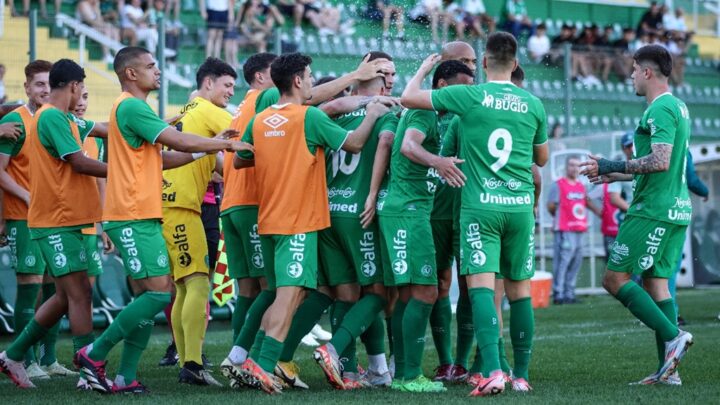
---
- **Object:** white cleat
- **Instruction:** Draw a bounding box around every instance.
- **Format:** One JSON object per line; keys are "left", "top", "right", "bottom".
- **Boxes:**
{"left": 41, "top": 361, "right": 79, "bottom": 377}
{"left": 659, "top": 330, "right": 693, "bottom": 380}
{"left": 25, "top": 362, "right": 50, "bottom": 380}
{"left": 365, "top": 369, "right": 392, "bottom": 387}
{"left": 301, "top": 333, "right": 320, "bottom": 347}
{"left": 0, "top": 351, "right": 36, "bottom": 388}
{"left": 661, "top": 371, "right": 682, "bottom": 386}
{"left": 77, "top": 376, "right": 114, "bottom": 391}
{"left": 310, "top": 324, "right": 332, "bottom": 341}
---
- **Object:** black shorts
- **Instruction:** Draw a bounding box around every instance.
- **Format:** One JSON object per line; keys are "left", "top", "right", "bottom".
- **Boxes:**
{"left": 207, "top": 9, "right": 229, "bottom": 29}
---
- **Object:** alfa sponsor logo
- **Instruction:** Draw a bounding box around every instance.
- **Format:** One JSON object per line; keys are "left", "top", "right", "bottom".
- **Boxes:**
{"left": 482, "top": 177, "right": 522, "bottom": 191}
{"left": 286, "top": 234, "right": 306, "bottom": 278}
{"left": 120, "top": 227, "right": 143, "bottom": 272}
{"left": 481, "top": 90, "right": 529, "bottom": 113}
{"left": 359, "top": 232, "right": 376, "bottom": 277}
{"left": 48, "top": 234, "right": 66, "bottom": 269}
{"left": 263, "top": 113, "right": 288, "bottom": 137}
{"left": 466, "top": 223, "right": 486, "bottom": 267}
{"left": 173, "top": 224, "right": 192, "bottom": 268}
{"left": 392, "top": 229, "right": 408, "bottom": 275}
{"left": 638, "top": 254, "right": 654, "bottom": 270}
{"left": 638, "top": 226, "right": 666, "bottom": 270}
{"left": 249, "top": 224, "right": 264, "bottom": 269}
{"left": 328, "top": 187, "right": 355, "bottom": 199}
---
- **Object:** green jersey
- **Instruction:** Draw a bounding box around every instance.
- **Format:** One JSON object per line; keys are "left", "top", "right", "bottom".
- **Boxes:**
{"left": 116, "top": 98, "right": 170, "bottom": 148}
{"left": 68, "top": 113, "right": 96, "bottom": 143}
{"left": 0, "top": 110, "right": 27, "bottom": 157}
{"left": 256, "top": 87, "right": 281, "bottom": 113}
{"left": 328, "top": 109, "right": 398, "bottom": 218}
{"left": 378, "top": 109, "right": 440, "bottom": 217}
{"left": 629, "top": 93, "right": 692, "bottom": 225}
{"left": 431, "top": 113, "right": 458, "bottom": 220}
{"left": 431, "top": 82, "right": 548, "bottom": 213}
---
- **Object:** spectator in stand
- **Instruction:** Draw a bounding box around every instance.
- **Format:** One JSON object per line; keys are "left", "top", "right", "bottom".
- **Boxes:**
{"left": 501, "top": 0, "right": 533, "bottom": 39}
{"left": 422, "top": 0, "right": 447, "bottom": 44}
{"left": 593, "top": 25, "right": 615, "bottom": 82}
{"left": 165, "top": 0, "right": 184, "bottom": 29}
{"left": 664, "top": 7, "right": 689, "bottom": 39}
{"left": 605, "top": 27, "right": 635, "bottom": 83}
{"left": 121, "top": 0, "right": 160, "bottom": 53}
{"left": 237, "top": 0, "right": 273, "bottom": 53}
{"left": 462, "top": 0, "right": 495, "bottom": 36}
{"left": 274, "top": 0, "right": 303, "bottom": 37}
{"left": 572, "top": 24, "right": 602, "bottom": 85}
{"left": 0, "top": 64, "right": 6, "bottom": 104}
{"left": 527, "top": 23, "right": 550, "bottom": 63}
{"left": 662, "top": 31, "right": 689, "bottom": 86}
{"left": 636, "top": 0, "right": 663, "bottom": 36}
{"left": 38, "top": 0, "right": 61, "bottom": 18}
{"left": 200, "top": 0, "right": 234, "bottom": 59}
{"left": 548, "top": 23, "right": 574, "bottom": 65}
{"left": 441, "top": 0, "right": 466, "bottom": 43}
{"left": 77, "top": 0, "right": 121, "bottom": 63}
{"left": 148, "top": 0, "right": 180, "bottom": 67}
{"left": 377, "top": 0, "right": 406, "bottom": 40}
{"left": 633, "top": 30, "right": 652, "bottom": 51}
{"left": 303, "top": 1, "right": 354, "bottom": 38}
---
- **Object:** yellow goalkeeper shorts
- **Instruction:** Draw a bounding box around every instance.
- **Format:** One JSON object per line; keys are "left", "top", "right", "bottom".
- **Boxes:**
{"left": 162, "top": 207, "right": 209, "bottom": 281}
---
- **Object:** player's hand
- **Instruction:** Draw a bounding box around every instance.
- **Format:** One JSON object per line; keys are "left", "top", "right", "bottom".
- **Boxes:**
{"left": 373, "top": 96, "right": 401, "bottom": 108}
{"left": 0, "top": 122, "right": 22, "bottom": 141}
{"left": 164, "top": 112, "right": 185, "bottom": 124}
{"left": 366, "top": 100, "right": 391, "bottom": 118}
{"left": 419, "top": 54, "right": 442, "bottom": 75}
{"left": 586, "top": 172, "right": 624, "bottom": 185}
{"left": 579, "top": 154, "right": 600, "bottom": 177}
{"left": 354, "top": 54, "right": 393, "bottom": 82}
{"left": 228, "top": 141, "right": 254, "bottom": 153}
{"left": 216, "top": 129, "right": 240, "bottom": 140}
{"left": 433, "top": 156, "right": 466, "bottom": 187}
{"left": 360, "top": 194, "right": 377, "bottom": 229}
{"left": 101, "top": 232, "right": 115, "bottom": 254}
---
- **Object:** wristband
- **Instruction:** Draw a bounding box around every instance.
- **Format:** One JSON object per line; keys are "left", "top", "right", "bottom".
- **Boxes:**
{"left": 192, "top": 152, "right": 206, "bottom": 160}
{"left": 597, "top": 158, "right": 626, "bottom": 175}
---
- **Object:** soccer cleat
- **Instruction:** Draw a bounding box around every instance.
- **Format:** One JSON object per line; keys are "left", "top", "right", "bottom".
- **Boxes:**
{"left": 390, "top": 379, "right": 404, "bottom": 390}
{"left": 313, "top": 344, "right": 344, "bottom": 389}
{"left": 77, "top": 376, "right": 114, "bottom": 391}
{"left": 202, "top": 353, "right": 214, "bottom": 368}
{"left": 661, "top": 371, "right": 682, "bottom": 386}
{"left": 301, "top": 333, "right": 320, "bottom": 347}
{"left": 341, "top": 372, "right": 371, "bottom": 390}
{"left": 432, "top": 364, "right": 454, "bottom": 381}
{"left": 240, "top": 358, "right": 282, "bottom": 394}
{"left": 41, "top": 361, "right": 79, "bottom": 377}
{"left": 469, "top": 370, "right": 505, "bottom": 397}
{"left": 74, "top": 346, "right": 112, "bottom": 394}
{"left": 25, "top": 362, "right": 50, "bottom": 380}
{"left": 112, "top": 379, "right": 149, "bottom": 394}
{"left": 364, "top": 369, "right": 392, "bottom": 387}
{"left": 629, "top": 371, "right": 661, "bottom": 386}
{"left": 310, "top": 324, "right": 332, "bottom": 341}
{"left": 449, "top": 364, "right": 469, "bottom": 383}
{"left": 401, "top": 375, "right": 447, "bottom": 393}
{"left": 658, "top": 330, "right": 693, "bottom": 380}
{"left": 220, "top": 357, "right": 252, "bottom": 389}
{"left": 511, "top": 377, "right": 532, "bottom": 392}
{"left": 158, "top": 342, "right": 179, "bottom": 367}
{"left": 275, "top": 361, "right": 309, "bottom": 389}
{"left": 466, "top": 372, "right": 483, "bottom": 387}
{"left": 0, "top": 351, "right": 36, "bottom": 388}
{"left": 503, "top": 372, "right": 513, "bottom": 384}
{"left": 178, "top": 365, "right": 223, "bottom": 386}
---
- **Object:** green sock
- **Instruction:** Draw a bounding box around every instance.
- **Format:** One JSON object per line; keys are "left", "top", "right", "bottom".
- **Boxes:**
{"left": 509, "top": 297, "right": 534, "bottom": 380}
{"left": 469, "top": 346, "right": 481, "bottom": 373}
{"left": 39, "top": 283, "right": 60, "bottom": 366}
{"left": 469, "top": 287, "right": 501, "bottom": 376}
{"left": 498, "top": 337, "right": 511, "bottom": 373}
{"left": 329, "top": 301, "right": 356, "bottom": 373}
{"left": 235, "top": 290, "right": 275, "bottom": 351}
{"left": 232, "top": 295, "right": 255, "bottom": 342}
{"left": 655, "top": 298, "right": 677, "bottom": 371}
{"left": 402, "top": 298, "right": 433, "bottom": 380}
{"left": 616, "top": 282, "right": 678, "bottom": 342}
{"left": 385, "top": 316, "right": 393, "bottom": 356}
{"left": 118, "top": 320, "right": 155, "bottom": 382}
{"left": 277, "top": 290, "right": 333, "bottom": 362}
{"left": 13, "top": 283, "right": 41, "bottom": 365}
{"left": 249, "top": 330, "right": 266, "bottom": 359}
{"left": 455, "top": 293, "right": 474, "bottom": 369}
{"left": 391, "top": 300, "right": 406, "bottom": 379}
{"left": 89, "top": 291, "right": 170, "bottom": 361}
{"left": 360, "top": 314, "right": 386, "bottom": 355}
{"left": 6, "top": 319, "right": 47, "bottom": 362}
{"left": 430, "top": 296, "right": 453, "bottom": 366}
{"left": 330, "top": 294, "right": 385, "bottom": 354}
{"left": 72, "top": 333, "right": 95, "bottom": 379}
{"left": 254, "top": 336, "right": 283, "bottom": 373}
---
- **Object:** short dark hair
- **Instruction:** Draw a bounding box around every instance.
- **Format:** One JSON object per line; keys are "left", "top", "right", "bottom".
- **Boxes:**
{"left": 432, "top": 60, "right": 474, "bottom": 88}
{"left": 270, "top": 53, "right": 312, "bottom": 94}
{"left": 485, "top": 32, "right": 517, "bottom": 70}
{"left": 114, "top": 46, "right": 152, "bottom": 78}
{"left": 24, "top": 60, "right": 52, "bottom": 81}
{"left": 633, "top": 44, "right": 672, "bottom": 77}
{"left": 511, "top": 65, "right": 525, "bottom": 84}
{"left": 537, "top": 23, "right": 546, "bottom": 30}
{"left": 196, "top": 57, "right": 237, "bottom": 89}
{"left": 242, "top": 52, "right": 277, "bottom": 85}
{"left": 49, "top": 59, "right": 85, "bottom": 89}
{"left": 363, "top": 51, "right": 393, "bottom": 62}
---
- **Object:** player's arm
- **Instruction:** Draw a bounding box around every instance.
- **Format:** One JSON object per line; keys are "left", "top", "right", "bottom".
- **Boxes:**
{"left": 533, "top": 143, "right": 549, "bottom": 167}
{"left": 65, "top": 151, "right": 107, "bottom": 178}
{"left": 156, "top": 127, "right": 250, "bottom": 154}
{"left": 685, "top": 152, "right": 709, "bottom": 199}
{"left": 320, "top": 96, "right": 400, "bottom": 117}
{"left": 234, "top": 117, "right": 255, "bottom": 169}
{"left": 340, "top": 101, "right": 390, "bottom": 153}
{"left": 0, "top": 122, "right": 21, "bottom": 141}
{"left": 160, "top": 150, "right": 209, "bottom": 169}
{"left": 609, "top": 192, "right": 629, "bottom": 212}
{"left": 586, "top": 196, "right": 603, "bottom": 217}
{"left": 401, "top": 128, "right": 465, "bottom": 187}
{"left": 400, "top": 53, "right": 442, "bottom": 110}
{"left": 88, "top": 121, "right": 109, "bottom": 139}
{"left": 360, "top": 130, "right": 394, "bottom": 228}
{"left": 307, "top": 55, "right": 393, "bottom": 106}
{"left": 0, "top": 154, "right": 30, "bottom": 206}
{"left": 546, "top": 182, "right": 558, "bottom": 216}
{"left": 215, "top": 152, "right": 224, "bottom": 176}
{"left": 532, "top": 164, "right": 542, "bottom": 214}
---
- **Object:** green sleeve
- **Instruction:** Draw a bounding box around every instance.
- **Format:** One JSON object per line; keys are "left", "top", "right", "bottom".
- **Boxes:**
{"left": 255, "top": 87, "right": 280, "bottom": 113}
{"left": 304, "top": 106, "right": 350, "bottom": 151}
{"left": 647, "top": 104, "right": 677, "bottom": 145}
{"left": 38, "top": 109, "right": 81, "bottom": 160}
{"left": 237, "top": 117, "right": 255, "bottom": 160}
{"left": 95, "top": 137, "right": 106, "bottom": 163}
{"left": 116, "top": 98, "right": 170, "bottom": 147}
{"left": 431, "top": 85, "right": 473, "bottom": 115}
{"left": 533, "top": 99, "right": 549, "bottom": 145}
{"left": 405, "top": 109, "right": 436, "bottom": 138}
{"left": 0, "top": 111, "right": 24, "bottom": 156}
{"left": 69, "top": 113, "right": 96, "bottom": 142}
{"left": 378, "top": 113, "right": 399, "bottom": 136}
{"left": 440, "top": 116, "right": 459, "bottom": 156}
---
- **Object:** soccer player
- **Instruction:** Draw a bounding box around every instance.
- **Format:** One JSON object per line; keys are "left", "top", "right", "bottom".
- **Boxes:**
{"left": 73, "top": 46, "right": 250, "bottom": 394}
{"left": 579, "top": 44, "right": 693, "bottom": 385}
{"left": 160, "top": 57, "right": 237, "bottom": 386}
{"left": 0, "top": 59, "right": 108, "bottom": 389}
{"left": 402, "top": 32, "right": 550, "bottom": 395}
{"left": 378, "top": 59, "right": 473, "bottom": 393}
{"left": 228, "top": 52, "right": 388, "bottom": 394}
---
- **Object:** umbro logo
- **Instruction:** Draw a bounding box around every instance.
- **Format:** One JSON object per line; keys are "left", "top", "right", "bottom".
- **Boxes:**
{"left": 263, "top": 113, "right": 288, "bottom": 129}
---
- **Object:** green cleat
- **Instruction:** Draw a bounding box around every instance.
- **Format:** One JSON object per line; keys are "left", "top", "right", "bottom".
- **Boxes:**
{"left": 390, "top": 379, "right": 405, "bottom": 390}
{"left": 402, "top": 375, "right": 447, "bottom": 393}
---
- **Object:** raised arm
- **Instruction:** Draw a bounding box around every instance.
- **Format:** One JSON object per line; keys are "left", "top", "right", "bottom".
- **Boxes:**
{"left": 320, "top": 95, "right": 399, "bottom": 117}
{"left": 308, "top": 55, "right": 393, "bottom": 106}
{"left": 400, "top": 53, "right": 441, "bottom": 110}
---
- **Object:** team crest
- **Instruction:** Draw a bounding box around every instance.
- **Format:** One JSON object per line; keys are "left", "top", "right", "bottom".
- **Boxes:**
{"left": 24, "top": 255, "right": 35, "bottom": 267}
{"left": 420, "top": 264, "right": 433, "bottom": 277}
{"left": 157, "top": 254, "right": 169, "bottom": 268}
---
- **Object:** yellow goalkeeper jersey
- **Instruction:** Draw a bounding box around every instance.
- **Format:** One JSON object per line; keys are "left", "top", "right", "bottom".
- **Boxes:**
{"left": 162, "top": 96, "right": 232, "bottom": 213}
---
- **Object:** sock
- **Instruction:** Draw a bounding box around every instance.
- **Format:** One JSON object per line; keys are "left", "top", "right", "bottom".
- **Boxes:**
{"left": 38, "top": 283, "right": 60, "bottom": 366}
{"left": 616, "top": 282, "right": 678, "bottom": 342}
{"left": 254, "top": 335, "right": 283, "bottom": 373}
{"left": 118, "top": 318, "right": 155, "bottom": 382}
{"left": 391, "top": 300, "right": 406, "bottom": 379}
{"left": 277, "top": 290, "right": 333, "bottom": 362}
{"left": 249, "top": 330, "right": 266, "bottom": 359}
{"left": 13, "top": 283, "right": 41, "bottom": 364}
{"left": 469, "top": 287, "right": 501, "bottom": 376}
{"left": 234, "top": 290, "right": 275, "bottom": 351}
{"left": 181, "top": 277, "right": 210, "bottom": 366}
{"left": 360, "top": 314, "right": 386, "bottom": 356}
{"left": 232, "top": 295, "right": 255, "bottom": 341}
{"left": 228, "top": 345, "right": 248, "bottom": 364}
{"left": 89, "top": 291, "right": 171, "bottom": 361}
{"left": 455, "top": 293, "right": 474, "bottom": 368}
{"left": 655, "top": 298, "right": 677, "bottom": 371}
{"left": 430, "top": 296, "right": 453, "bottom": 366}
{"left": 330, "top": 294, "right": 385, "bottom": 354}
{"left": 6, "top": 319, "right": 47, "bottom": 362}
{"left": 330, "top": 300, "right": 355, "bottom": 372}
{"left": 469, "top": 346, "right": 481, "bottom": 373}
{"left": 385, "top": 316, "right": 393, "bottom": 356}
{"left": 402, "top": 298, "right": 433, "bottom": 380}
{"left": 368, "top": 353, "right": 389, "bottom": 374}
{"left": 509, "top": 297, "right": 534, "bottom": 380}
{"left": 171, "top": 282, "right": 186, "bottom": 365}
{"left": 498, "top": 336, "right": 511, "bottom": 374}
{"left": 72, "top": 333, "right": 95, "bottom": 378}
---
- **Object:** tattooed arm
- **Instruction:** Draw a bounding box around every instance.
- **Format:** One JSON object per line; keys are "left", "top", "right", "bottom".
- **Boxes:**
{"left": 580, "top": 143, "right": 672, "bottom": 184}
{"left": 625, "top": 143, "right": 672, "bottom": 174}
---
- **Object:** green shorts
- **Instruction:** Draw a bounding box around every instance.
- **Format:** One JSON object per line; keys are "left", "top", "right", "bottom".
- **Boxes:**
{"left": 431, "top": 219, "right": 455, "bottom": 271}
{"left": 35, "top": 229, "right": 88, "bottom": 278}
{"left": 378, "top": 215, "right": 437, "bottom": 286}
{"left": 377, "top": 216, "right": 395, "bottom": 287}
{"left": 6, "top": 220, "right": 46, "bottom": 275}
{"left": 84, "top": 234, "right": 103, "bottom": 277}
{"left": 606, "top": 215, "right": 686, "bottom": 278}
{"left": 318, "top": 217, "right": 382, "bottom": 287}
{"left": 221, "top": 206, "right": 270, "bottom": 280}
{"left": 104, "top": 220, "right": 170, "bottom": 280}
{"left": 459, "top": 209, "right": 535, "bottom": 281}
{"left": 262, "top": 232, "right": 318, "bottom": 289}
